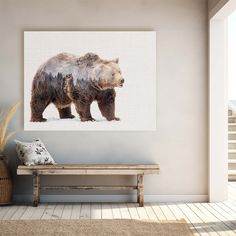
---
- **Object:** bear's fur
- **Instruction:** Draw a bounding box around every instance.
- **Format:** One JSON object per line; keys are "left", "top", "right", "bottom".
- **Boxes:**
{"left": 30, "top": 52, "right": 124, "bottom": 122}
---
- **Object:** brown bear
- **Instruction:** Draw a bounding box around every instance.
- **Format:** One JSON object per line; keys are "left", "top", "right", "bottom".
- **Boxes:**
{"left": 30, "top": 52, "right": 124, "bottom": 122}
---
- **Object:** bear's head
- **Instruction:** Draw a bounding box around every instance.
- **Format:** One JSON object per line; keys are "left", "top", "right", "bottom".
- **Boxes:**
{"left": 92, "top": 58, "right": 124, "bottom": 90}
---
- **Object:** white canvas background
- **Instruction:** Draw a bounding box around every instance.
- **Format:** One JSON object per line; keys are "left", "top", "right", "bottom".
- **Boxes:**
{"left": 24, "top": 31, "right": 156, "bottom": 131}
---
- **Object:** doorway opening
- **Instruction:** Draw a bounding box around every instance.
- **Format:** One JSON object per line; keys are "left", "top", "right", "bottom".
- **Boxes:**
{"left": 227, "top": 11, "right": 236, "bottom": 182}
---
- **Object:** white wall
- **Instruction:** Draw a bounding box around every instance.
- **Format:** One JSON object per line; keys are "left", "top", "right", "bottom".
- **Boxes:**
{"left": 228, "top": 11, "right": 236, "bottom": 100}
{"left": 0, "top": 0, "right": 208, "bottom": 201}
{"left": 209, "top": 18, "right": 228, "bottom": 202}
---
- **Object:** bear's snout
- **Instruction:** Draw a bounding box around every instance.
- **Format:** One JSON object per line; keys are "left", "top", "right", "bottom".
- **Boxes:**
{"left": 119, "top": 78, "right": 125, "bottom": 87}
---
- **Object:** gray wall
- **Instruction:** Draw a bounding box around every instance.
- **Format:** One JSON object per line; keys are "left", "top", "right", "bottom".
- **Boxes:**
{"left": 0, "top": 0, "right": 208, "bottom": 200}
{"left": 208, "top": 0, "right": 229, "bottom": 17}
{"left": 208, "top": 0, "right": 222, "bottom": 10}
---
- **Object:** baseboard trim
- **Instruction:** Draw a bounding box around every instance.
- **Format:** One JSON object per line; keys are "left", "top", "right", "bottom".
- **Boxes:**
{"left": 13, "top": 194, "right": 208, "bottom": 203}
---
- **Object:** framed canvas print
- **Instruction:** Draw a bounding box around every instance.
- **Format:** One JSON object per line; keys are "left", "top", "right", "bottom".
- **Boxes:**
{"left": 24, "top": 31, "right": 156, "bottom": 131}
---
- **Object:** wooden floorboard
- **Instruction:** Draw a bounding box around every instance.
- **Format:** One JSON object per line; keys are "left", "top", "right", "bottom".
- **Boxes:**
{"left": 177, "top": 203, "right": 210, "bottom": 235}
{"left": 61, "top": 204, "right": 73, "bottom": 219}
{"left": 31, "top": 204, "right": 46, "bottom": 219}
{"left": 51, "top": 204, "right": 64, "bottom": 219}
{"left": 167, "top": 203, "right": 199, "bottom": 235}
{"left": 20, "top": 206, "right": 36, "bottom": 220}
{"left": 91, "top": 203, "right": 102, "bottom": 219}
{"left": 119, "top": 203, "right": 131, "bottom": 219}
{"left": 102, "top": 203, "right": 113, "bottom": 219}
{"left": 151, "top": 203, "right": 167, "bottom": 220}
{"left": 11, "top": 205, "right": 27, "bottom": 220}
{"left": 144, "top": 203, "right": 158, "bottom": 220}
{"left": 70, "top": 203, "right": 81, "bottom": 219}
{"left": 3, "top": 206, "right": 19, "bottom": 220}
{"left": 80, "top": 204, "right": 91, "bottom": 219}
{"left": 3, "top": 182, "right": 236, "bottom": 235}
{"left": 41, "top": 204, "right": 55, "bottom": 219}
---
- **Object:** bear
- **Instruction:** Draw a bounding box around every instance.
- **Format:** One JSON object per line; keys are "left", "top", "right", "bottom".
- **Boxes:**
{"left": 30, "top": 52, "right": 125, "bottom": 122}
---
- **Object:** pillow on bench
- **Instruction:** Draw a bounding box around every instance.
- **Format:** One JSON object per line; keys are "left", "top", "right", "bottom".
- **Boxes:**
{"left": 15, "top": 138, "right": 56, "bottom": 166}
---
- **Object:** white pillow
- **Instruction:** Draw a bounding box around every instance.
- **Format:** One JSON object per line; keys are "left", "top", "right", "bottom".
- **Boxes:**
{"left": 15, "top": 138, "right": 56, "bottom": 166}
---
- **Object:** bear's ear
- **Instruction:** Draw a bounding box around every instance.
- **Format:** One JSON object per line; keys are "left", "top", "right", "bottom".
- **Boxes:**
{"left": 93, "top": 65, "right": 104, "bottom": 81}
{"left": 112, "top": 58, "right": 119, "bottom": 64}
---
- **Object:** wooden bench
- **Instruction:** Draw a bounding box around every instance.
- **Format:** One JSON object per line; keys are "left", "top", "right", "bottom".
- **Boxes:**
{"left": 17, "top": 164, "right": 160, "bottom": 207}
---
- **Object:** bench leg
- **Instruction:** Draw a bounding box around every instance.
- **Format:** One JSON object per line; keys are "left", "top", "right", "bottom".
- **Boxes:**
{"left": 33, "top": 172, "right": 40, "bottom": 207}
{"left": 137, "top": 174, "right": 144, "bottom": 207}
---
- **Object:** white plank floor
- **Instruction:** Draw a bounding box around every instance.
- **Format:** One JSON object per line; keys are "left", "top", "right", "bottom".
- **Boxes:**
{"left": 1, "top": 183, "right": 236, "bottom": 235}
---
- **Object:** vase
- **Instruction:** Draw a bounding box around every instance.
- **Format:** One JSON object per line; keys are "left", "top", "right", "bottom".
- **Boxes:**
{"left": 0, "top": 153, "right": 13, "bottom": 205}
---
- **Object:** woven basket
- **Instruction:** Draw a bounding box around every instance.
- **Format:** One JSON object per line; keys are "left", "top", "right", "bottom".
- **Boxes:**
{"left": 0, "top": 155, "right": 12, "bottom": 205}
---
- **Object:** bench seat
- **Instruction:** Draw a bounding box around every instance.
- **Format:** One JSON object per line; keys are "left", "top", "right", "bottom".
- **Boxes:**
{"left": 17, "top": 164, "right": 160, "bottom": 207}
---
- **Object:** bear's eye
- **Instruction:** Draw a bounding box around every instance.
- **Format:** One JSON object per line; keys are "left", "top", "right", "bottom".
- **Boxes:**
{"left": 112, "top": 73, "right": 115, "bottom": 76}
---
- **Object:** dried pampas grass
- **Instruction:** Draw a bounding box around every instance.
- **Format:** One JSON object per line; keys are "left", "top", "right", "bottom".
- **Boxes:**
{"left": 0, "top": 102, "right": 20, "bottom": 153}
